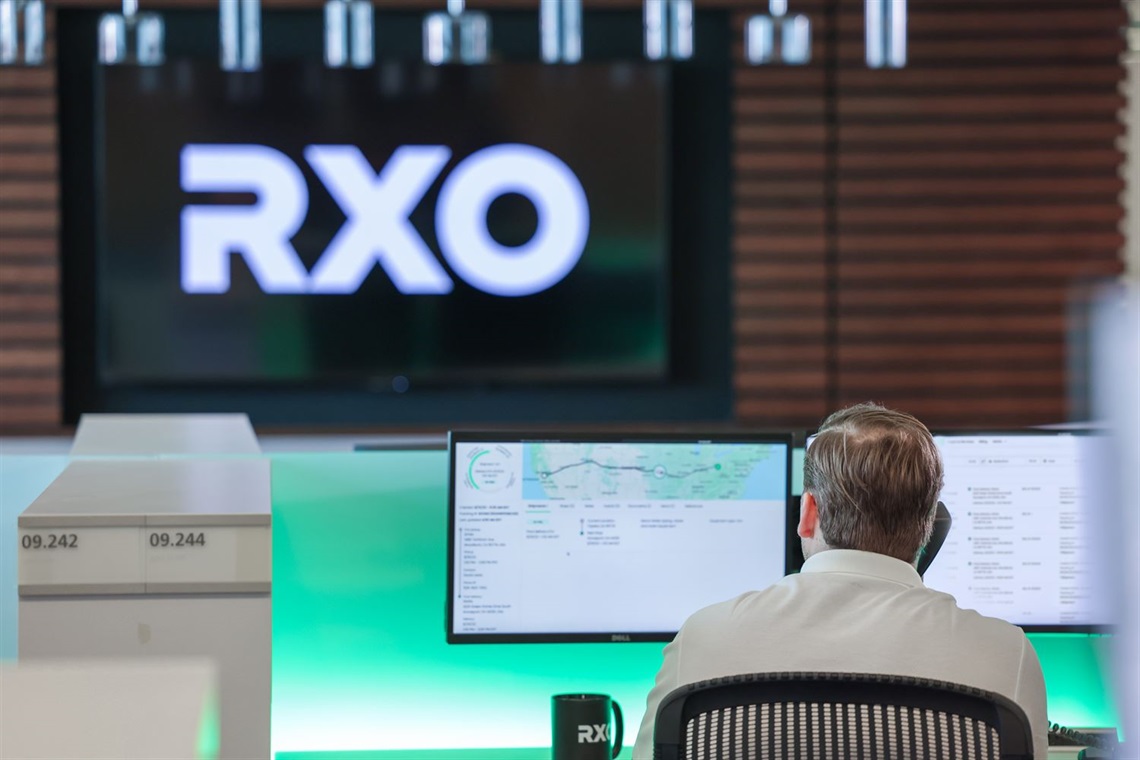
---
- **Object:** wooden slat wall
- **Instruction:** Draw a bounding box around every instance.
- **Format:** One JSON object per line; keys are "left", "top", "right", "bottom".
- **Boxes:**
{"left": 0, "top": 42, "right": 60, "bottom": 428}
{"left": 731, "top": 3, "right": 830, "bottom": 426}
{"left": 0, "top": 0, "right": 1126, "bottom": 432}
{"left": 832, "top": 0, "right": 1126, "bottom": 427}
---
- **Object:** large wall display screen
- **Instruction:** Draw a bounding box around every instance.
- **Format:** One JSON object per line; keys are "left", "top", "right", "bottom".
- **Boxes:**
{"left": 447, "top": 433, "right": 791, "bottom": 642}
{"left": 97, "top": 62, "right": 669, "bottom": 387}
{"left": 921, "top": 432, "right": 1111, "bottom": 631}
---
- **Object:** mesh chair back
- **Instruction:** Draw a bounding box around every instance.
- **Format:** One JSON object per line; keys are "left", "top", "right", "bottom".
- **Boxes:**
{"left": 653, "top": 672, "right": 1035, "bottom": 760}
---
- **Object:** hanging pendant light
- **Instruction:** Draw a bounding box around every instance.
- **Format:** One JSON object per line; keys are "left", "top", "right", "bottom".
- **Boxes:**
{"left": 866, "top": 0, "right": 907, "bottom": 69}
{"left": 0, "top": 0, "right": 44, "bottom": 66}
{"left": 423, "top": 0, "right": 490, "bottom": 66}
{"left": 325, "top": 0, "right": 374, "bottom": 69}
{"left": 746, "top": 0, "right": 810, "bottom": 66}
{"left": 541, "top": 0, "right": 581, "bottom": 64}
{"left": 644, "top": 0, "right": 692, "bottom": 61}
{"left": 221, "top": 0, "right": 261, "bottom": 72}
{"left": 98, "top": 0, "right": 165, "bottom": 66}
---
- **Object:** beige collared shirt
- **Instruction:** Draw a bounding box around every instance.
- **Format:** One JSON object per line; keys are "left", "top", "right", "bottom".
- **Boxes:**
{"left": 632, "top": 549, "right": 1049, "bottom": 759}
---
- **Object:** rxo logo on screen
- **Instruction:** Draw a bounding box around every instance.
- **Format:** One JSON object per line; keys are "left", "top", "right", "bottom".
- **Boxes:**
{"left": 180, "top": 144, "right": 590, "bottom": 297}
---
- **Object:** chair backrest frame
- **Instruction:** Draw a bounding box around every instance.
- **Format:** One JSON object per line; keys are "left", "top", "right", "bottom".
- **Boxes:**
{"left": 653, "top": 671, "right": 1034, "bottom": 760}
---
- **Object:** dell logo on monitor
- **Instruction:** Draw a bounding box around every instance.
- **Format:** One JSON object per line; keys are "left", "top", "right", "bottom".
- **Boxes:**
{"left": 180, "top": 143, "right": 590, "bottom": 297}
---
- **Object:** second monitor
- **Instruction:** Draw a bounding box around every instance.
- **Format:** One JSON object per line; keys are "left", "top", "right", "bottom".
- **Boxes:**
{"left": 921, "top": 430, "right": 1111, "bottom": 632}
{"left": 448, "top": 432, "right": 792, "bottom": 642}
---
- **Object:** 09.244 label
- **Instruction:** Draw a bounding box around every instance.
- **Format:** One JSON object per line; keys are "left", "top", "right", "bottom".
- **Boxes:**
{"left": 21, "top": 533, "right": 78, "bottom": 550}
{"left": 149, "top": 532, "right": 206, "bottom": 548}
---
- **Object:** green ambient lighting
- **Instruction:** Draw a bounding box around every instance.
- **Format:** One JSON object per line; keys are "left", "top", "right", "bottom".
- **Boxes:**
{"left": 197, "top": 690, "right": 221, "bottom": 760}
{"left": 268, "top": 450, "right": 1118, "bottom": 756}
{"left": 271, "top": 451, "right": 663, "bottom": 754}
{"left": 0, "top": 451, "right": 1121, "bottom": 755}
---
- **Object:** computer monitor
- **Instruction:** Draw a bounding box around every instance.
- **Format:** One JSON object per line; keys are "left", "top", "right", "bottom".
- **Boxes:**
{"left": 447, "top": 432, "right": 792, "bottom": 642}
{"left": 922, "top": 430, "right": 1110, "bottom": 632}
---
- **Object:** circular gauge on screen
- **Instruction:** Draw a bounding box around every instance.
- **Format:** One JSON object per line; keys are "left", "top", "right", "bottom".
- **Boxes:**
{"left": 464, "top": 446, "right": 515, "bottom": 492}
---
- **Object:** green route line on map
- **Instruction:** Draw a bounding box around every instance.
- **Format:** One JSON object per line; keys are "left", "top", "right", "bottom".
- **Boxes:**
{"left": 467, "top": 450, "right": 490, "bottom": 489}
{"left": 535, "top": 458, "right": 722, "bottom": 481}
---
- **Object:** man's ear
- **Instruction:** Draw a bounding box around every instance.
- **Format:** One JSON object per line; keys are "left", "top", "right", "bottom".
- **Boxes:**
{"left": 798, "top": 491, "right": 819, "bottom": 539}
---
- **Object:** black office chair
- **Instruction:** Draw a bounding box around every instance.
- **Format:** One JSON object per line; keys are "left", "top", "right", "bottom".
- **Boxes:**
{"left": 653, "top": 671, "right": 1035, "bottom": 760}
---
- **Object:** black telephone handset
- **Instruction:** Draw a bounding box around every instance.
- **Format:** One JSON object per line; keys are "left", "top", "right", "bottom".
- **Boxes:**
{"left": 916, "top": 501, "right": 952, "bottom": 578}
{"left": 1047, "top": 722, "right": 1119, "bottom": 756}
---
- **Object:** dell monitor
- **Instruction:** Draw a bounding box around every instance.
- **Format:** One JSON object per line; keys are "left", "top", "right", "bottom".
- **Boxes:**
{"left": 447, "top": 432, "right": 792, "bottom": 642}
{"left": 921, "top": 430, "right": 1111, "bottom": 632}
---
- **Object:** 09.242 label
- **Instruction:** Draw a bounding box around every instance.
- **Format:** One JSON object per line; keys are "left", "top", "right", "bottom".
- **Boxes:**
{"left": 21, "top": 533, "right": 78, "bottom": 550}
{"left": 149, "top": 532, "right": 206, "bottom": 548}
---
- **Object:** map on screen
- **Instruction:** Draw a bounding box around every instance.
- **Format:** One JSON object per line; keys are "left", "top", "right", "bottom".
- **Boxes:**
{"left": 448, "top": 434, "right": 791, "bottom": 642}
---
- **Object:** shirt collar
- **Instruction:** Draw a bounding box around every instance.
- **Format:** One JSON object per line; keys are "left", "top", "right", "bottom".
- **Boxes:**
{"left": 800, "top": 549, "right": 924, "bottom": 588}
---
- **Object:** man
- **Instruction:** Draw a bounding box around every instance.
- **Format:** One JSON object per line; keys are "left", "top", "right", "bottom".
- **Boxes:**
{"left": 632, "top": 402, "right": 1048, "bottom": 758}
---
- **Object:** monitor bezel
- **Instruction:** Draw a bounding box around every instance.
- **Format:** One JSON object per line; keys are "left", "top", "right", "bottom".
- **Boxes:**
{"left": 925, "top": 428, "right": 1109, "bottom": 634}
{"left": 446, "top": 429, "right": 794, "bottom": 644}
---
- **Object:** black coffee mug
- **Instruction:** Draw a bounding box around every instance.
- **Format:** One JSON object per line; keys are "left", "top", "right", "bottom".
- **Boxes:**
{"left": 552, "top": 693, "right": 623, "bottom": 760}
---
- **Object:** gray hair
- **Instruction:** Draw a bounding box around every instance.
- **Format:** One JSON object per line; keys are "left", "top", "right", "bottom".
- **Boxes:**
{"left": 804, "top": 402, "right": 944, "bottom": 563}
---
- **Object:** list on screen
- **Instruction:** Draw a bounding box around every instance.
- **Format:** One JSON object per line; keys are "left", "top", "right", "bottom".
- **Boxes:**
{"left": 922, "top": 432, "right": 1111, "bottom": 630}
{"left": 447, "top": 434, "right": 791, "bottom": 642}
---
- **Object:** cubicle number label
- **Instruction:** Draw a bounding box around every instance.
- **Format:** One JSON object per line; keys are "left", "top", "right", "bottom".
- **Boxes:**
{"left": 149, "top": 532, "right": 206, "bottom": 548}
{"left": 21, "top": 533, "right": 79, "bottom": 550}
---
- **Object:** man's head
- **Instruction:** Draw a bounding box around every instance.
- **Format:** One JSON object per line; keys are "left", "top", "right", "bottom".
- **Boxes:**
{"left": 800, "top": 402, "right": 944, "bottom": 564}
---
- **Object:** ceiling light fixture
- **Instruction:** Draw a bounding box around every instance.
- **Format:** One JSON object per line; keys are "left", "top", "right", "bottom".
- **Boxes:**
{"left": 0, "top": 0, "right": 44, "bottom": 66}
{"left": 424, "top": 0, "right": 490, "bottom": 65}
